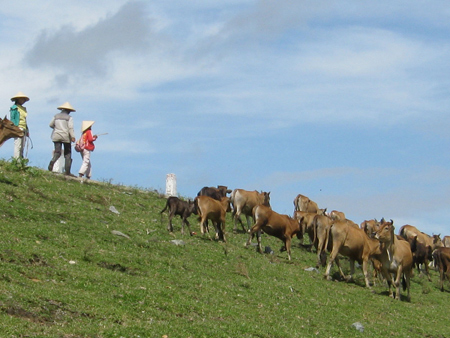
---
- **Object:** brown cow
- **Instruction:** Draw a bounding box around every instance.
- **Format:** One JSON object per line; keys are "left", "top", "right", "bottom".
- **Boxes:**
{"left": 293, "top": 209, "right": 327, "bottom": 247}
{"left": 197, "top": 185, "right": 232, "bottom": 200}
{"left": 231, "top": 189, "right": 270, "bottom": 232}
{"left": 313, "top": 214, "right": 334, "bottom": 267}
{"left": 293, "top": 194, "right": 320, "bottom": 213}
{"left": 194, "top": 196, "right": 230, "bottom": 241}
{"left": 360, "top": 219, "right": 381, "bottom": 238}
{"left": 443, "top": 236, "right": 450, "bottom": 248}
{"left": 432, "top": 247, "right": 450, "bottom": 292}
{"left": 399, "top": 224, "right": 442, "bottom": 251}
{"left": 375, "top": 220, "right": 413, "bottom": 301}
{"left": 160, "top": 196, "right": 196, "bottom": 235}
{"left": 246, "top": 204, "right": 301, "bottom": 260}
{"left": 0, "top": 116, "right": 24, "bottom": 147}
{"left": 324, "top": 220, "right": 381, "bottom": 288}
{"left": 329, "top": 210, "right": 345, "bottom": 221}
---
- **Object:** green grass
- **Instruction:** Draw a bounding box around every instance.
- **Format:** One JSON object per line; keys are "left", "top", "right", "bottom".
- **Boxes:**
{"left": 0, "top": 158, "right": 448, "bottom": 337}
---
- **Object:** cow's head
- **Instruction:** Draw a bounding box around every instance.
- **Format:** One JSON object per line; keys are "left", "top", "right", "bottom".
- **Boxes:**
{"left": 0, "top": 116, "right": 24, "bottom": 147}
{"left": 432, "top": 234, "right": 443, "bottom": 248}
{"left": 375, "top": 219, "right": 395, "bottom": 243}
{"left": 188, "top": 199, "right": 197, "bottom": 215}
{"left": 262, "top": 191, "right": 271, "bottom": 207}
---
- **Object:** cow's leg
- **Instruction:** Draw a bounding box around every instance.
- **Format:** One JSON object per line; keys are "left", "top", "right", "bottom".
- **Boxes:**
{"left": 233, "top": 208, "right": 245, "bottom": 233}
{"left": 324, "top": 247, "right": 338, "bottom": 280}
{"left": 334, "top": 257, "right": 347, "bottom": 281}
{"left": 246, "top": 220, "right": 263, "bottom": 248}
{"left": 183, "top": 218, "right": 194, "bottom": 236}
{"left": 404, "top": 270, "right": 411, "bottom": 302}
{"left": 380, "top": 268, "right": 394, "bottom": 298}
{"left": 245, "top": 215, "right": 253, "bottom": 233}
{"left": 362, "top": 259, "right": 372, "bottom": 288}
{"left": 285, "top": 237, "right": 292, "bottom": 261}
{"left": 167, "top": 213, "right": 174, "bottom": 233}
{"left": 424, "top": 260, "right": 432, "bottom": 281}
{"left": 393, "top": 266, "right": 403, "bottom": 300}
{"left": 256, "top": 229, "right": 263, "bottom": 254}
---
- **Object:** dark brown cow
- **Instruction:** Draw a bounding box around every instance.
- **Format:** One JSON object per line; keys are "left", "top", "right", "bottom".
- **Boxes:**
{"left": 160, "top": 197, "right": 196, "bottom": 235}
{"left": 375, "top": 220, "right": 413, "bottom": 301}
{"left": 432, "top": 247, "right": 450, "bottom": 292}
{"left": 0, "top": 116, "right": 24, "bottom": 147}
{"left": 246, "top": 205, "right": 301, "bottom": 260}
{"left": 231, "top": 189, "right": 270, "bottom": 232}
{"left": 407, "top": 235, "right": 433, "bottom": 281}
{"left": 197, "top": 185, "right": 232, "bottom": 200}
{"left": 324, "top": 220, "right": 381, "bottom": 287}
{"left": 293, "top": 194, "right": 320, "bottom": 213}
{"left": 194, "top": 196, "right": 230, "bottom": 242}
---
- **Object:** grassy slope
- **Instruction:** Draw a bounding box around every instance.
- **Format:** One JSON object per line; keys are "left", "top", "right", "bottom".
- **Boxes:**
{"left": 0, "top": 159, "right": 448, "bottom": 338}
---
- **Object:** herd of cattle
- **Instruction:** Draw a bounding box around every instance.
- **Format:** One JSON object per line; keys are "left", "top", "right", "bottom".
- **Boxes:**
{"left": 160, "top": 185, "right": 450, "bottom": 302}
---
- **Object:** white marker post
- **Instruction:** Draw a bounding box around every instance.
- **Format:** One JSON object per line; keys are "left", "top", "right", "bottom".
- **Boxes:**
{"left": 165, "top": 173, "right": 177, "bottom": 197}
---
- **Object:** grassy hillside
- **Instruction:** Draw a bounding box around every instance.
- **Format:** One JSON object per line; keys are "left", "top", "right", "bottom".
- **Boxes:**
{"left": 0, "top": 158, "right": 448, "bottom": 338}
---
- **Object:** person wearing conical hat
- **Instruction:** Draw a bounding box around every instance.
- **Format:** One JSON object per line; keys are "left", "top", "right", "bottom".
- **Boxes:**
{"left": 9, "top": 91, "right": 30, "bottom": 159}
{"left": 78, "top": 120, "right": 97, "bottom": 180}
{"left": 48, "top": 102, "right": 76, "bottom": 176}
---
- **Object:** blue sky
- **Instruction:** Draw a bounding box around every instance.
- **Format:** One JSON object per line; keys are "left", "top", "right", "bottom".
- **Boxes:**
{"left": 1, "top": 1, "right": 450, "bottom": 236}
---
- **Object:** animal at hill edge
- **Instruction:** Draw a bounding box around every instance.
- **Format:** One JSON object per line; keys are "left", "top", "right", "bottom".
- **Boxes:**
{"left": 160, "top": 196, "right": 196, "bottom": 236}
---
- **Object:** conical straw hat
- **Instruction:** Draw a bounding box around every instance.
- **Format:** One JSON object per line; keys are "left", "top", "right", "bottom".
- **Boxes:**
{"left": 81, "top": 121, "right": 95, "bottom": 132}
{"left": 57, "top": 102, "right": 76, "bottom": 112}
{"left": 11, "top": 91, "right": 29, "bottom": 102}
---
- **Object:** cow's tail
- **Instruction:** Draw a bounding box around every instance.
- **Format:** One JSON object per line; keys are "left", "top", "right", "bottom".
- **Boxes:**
{"left": 160, "top": 200, "right": 169, "bottom": 225}
{"left": 402, "top": 274, "right": 407, "bottom": 291}
{"left": 324, "top": 222, "right": 333, "bottom": 253}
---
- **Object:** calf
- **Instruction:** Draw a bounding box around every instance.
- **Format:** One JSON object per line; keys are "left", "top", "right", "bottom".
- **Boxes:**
{"left": 0, "top": 116, "right": 24, "bottom": 147}
{"left": 160, "top": 197, "right": 196, "bottom": 235}
{"left": 432, "top": 247, "right": 450, "bottom": 292}
{"left": 194, "top": 196, "right": 230, "bottom": 242}
{"left": 324, "top": 220, "right": 381, "bottom": 288}
{"left": 231, "top": 189, "right": 270, "bottom": 232}
{"left": 375, "top": 220, "right": 413, "bottom": 301}
{"left": 246, "top": 205, "right": 301, "bottom": 260}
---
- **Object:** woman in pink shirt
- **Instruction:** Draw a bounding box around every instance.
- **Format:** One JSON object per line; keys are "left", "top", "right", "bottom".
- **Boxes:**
{"left": 78, "top": 121, "right": 97, "bottom": 179}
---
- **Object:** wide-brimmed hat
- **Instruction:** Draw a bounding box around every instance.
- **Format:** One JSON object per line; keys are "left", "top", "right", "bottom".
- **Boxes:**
{"left": 57, "top": 102, "right": 76, "bottom": 112}
{"left": 11, "top": 91, "right": 30, "bottom": 102}
{"left": 81, "top": 121, "right": 95, "bottom": 132}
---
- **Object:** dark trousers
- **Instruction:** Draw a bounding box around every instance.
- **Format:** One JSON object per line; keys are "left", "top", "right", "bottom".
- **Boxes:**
{"left": 48, "top": 142, "right": 72, "bottom": 174}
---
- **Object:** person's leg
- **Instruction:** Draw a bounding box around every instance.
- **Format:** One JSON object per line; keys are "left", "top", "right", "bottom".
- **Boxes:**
{"left": 63, "top": 143, "right": 73, "bottom": 175}
{"left": 48, "top": 142, "right": 62, "bottom": 171}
